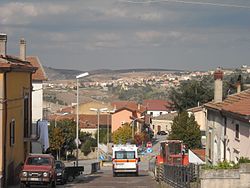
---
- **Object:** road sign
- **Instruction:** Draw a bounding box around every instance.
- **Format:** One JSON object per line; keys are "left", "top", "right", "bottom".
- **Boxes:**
{"left": 146, "top": 141, "right": 152, "bottom": 148}
{"left": 100, "top": 155, "right": 105, "bottom": 160}
{"left": 147, "top": 148, "right": 153, "bottom": 153}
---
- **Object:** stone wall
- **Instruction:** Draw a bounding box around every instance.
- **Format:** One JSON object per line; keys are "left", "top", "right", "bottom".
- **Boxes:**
{"left": 200, "top": 164, "right": 250, "bottom": 188}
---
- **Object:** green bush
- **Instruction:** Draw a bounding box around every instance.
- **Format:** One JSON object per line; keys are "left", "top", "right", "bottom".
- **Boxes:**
{"left": 203, "top": 161, "right": 238, "bottom": 170}
{"left": 81, "top": 138, "right": 97, "bottom": 156}
{"left": 239, "top": 157, "right": 250, "bottom": 163}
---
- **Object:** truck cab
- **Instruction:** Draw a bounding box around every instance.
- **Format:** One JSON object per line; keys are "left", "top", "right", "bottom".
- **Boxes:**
{"left": 112, "top": 144, "right": 140, "bottom": 177}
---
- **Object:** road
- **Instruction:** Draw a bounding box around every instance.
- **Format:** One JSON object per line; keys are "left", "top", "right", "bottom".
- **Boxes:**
{"left": 11, "top": 137, "right": 167, "bottom": 188}
{"left": 58, "top": 166, "right": 159, "bottom": 188}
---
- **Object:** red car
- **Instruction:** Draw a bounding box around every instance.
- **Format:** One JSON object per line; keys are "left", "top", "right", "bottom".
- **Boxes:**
{"left": 20, "top": 154, "right": 57, "bottom": 188}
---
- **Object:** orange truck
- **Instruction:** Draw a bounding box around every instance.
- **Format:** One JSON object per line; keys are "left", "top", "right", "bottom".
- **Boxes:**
{"left": 154, "top": 140, "right": 189, "bottom": 180}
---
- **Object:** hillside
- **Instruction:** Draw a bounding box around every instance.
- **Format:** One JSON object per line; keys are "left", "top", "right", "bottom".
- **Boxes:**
{"left": 44, "top": 66, "right": 183, "bottom": 80}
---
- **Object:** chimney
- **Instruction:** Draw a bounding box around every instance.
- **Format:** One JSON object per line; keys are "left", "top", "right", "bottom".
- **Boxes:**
{"left": 20, "top": 38, "right": 26, "bottom": 61}
{"left": 236, "top": 75, "right": 242, "bottom": 93}
{"left": 214, "top": 68, "right": 223, "bottom": 102}
{"left": 0, "top": 33, "right": 7, "bottom": 57}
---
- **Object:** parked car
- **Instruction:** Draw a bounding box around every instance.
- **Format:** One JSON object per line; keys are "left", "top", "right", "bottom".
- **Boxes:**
{"left": 55, "top": 160, "right": 67, "bottom": 184}
{"left": 157, "top": 131, "right": 168, "bottom": 135}
{"left": 20, "top": 154, "right": 57, "bottom": 188}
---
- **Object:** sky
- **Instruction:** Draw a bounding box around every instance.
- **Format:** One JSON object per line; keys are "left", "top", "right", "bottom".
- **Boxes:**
{"left": 1, "top": 0, "right": 250, "bottom": 71}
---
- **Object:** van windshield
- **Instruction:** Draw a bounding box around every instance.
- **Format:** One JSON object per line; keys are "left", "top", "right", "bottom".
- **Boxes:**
{"left": 115, "top": 151, "right": 135, "bottom": 159}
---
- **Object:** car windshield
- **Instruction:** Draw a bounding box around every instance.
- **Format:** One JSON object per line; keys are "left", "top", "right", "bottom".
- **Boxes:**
{"left": 55, "top": 162, "right": 62, "bottom": 169}
{"left": 26, "top": 157, "right": 51, "bottom": 166}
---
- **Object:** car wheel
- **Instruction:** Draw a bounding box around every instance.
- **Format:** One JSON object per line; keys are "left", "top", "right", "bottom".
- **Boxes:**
{"left": 67, "top": 175, "right": 74, "bottom": 182}
{"left": 52, "top": 179, "right": 56, "bottom": 187}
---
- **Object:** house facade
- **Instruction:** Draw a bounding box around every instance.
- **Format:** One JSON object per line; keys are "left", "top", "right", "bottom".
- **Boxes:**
{"left": 0, "top": 34, "right": 37, "bottom": 186}
{"left": 111, "top": 107, "right": 144, "bottom": 133}
{"left": 151, "top": 112, "right": 177, "bottom": 136}
{"left": 27, "top": 56, "right": 47, "bottom": 122}
{"left": 204, "top": 69, "right": 250, "bottom": 165}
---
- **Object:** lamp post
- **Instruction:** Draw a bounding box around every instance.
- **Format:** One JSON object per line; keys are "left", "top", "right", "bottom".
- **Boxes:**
{"left": 76, "top": 72, "right": 89, "bottom": 166}
{"left": 130, "top": 116, "right": 144, "bottom": 140}
{"left": 90, "top": 108, "right": 108, "bottom": 162}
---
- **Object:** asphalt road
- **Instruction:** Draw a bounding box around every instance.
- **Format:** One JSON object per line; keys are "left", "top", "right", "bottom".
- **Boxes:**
{"left": 62, "top": 166, "right": 159, "bottom": 188}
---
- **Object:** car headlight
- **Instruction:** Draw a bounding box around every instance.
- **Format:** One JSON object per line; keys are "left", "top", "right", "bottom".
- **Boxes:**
{"left": 22, "top": 171, "right": 28, "bottom": 177}
{"left": 43, "top": 172, "right": 49, "bottom": 177}
{"left": 57, "top": 172, "right": 62, "bottom": 176}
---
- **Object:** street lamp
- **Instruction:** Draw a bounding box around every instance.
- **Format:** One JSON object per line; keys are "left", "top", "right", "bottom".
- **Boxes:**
{"left": 76, "top": 72, "right": 89, "bottom": 166}
{"left": 90, "top": 107, "right": 108, "bottom": 162}
{"left": 130, "top": 116, "right": 144, "bottom": 140}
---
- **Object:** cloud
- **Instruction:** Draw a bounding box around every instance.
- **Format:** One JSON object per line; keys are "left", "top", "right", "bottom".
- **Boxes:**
{"left": 136, "top": 12, "right": 162, "bottom": 21}
{"left": 0, "top": 2, "right": 68, "bottom": 25}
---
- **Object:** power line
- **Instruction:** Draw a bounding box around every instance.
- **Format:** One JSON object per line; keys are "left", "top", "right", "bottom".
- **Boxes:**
{"left": 119, "top": 0, "right": 250, "bottom": 9}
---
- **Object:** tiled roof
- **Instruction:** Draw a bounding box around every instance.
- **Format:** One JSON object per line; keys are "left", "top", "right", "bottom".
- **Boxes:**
{"left": 0, "top": 55, "right": 37, "bottom": 72}
{"left": 26, "top": 56, "right": 47, "bottom": 81}
{"left": 153, "top": 112, "right": 178, "bottom": 120}
{"left": 142, "top": 99, "right": 173, "bottom": 111}
{"left": 204, "top": 89, "right": 250, "bottom": 117}
{"left": 112, "top": 101, "right": 146, "bottom": 113}
{"left": 191, "top": 149, "right": 205, "bottom": 162}
{"left": 187, "top": 106, "right": 203, "bottom": 113}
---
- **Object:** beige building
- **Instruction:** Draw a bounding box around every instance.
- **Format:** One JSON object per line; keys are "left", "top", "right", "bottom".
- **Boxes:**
{"left": 151, "top": 112, "right": 178, "bottom": 136}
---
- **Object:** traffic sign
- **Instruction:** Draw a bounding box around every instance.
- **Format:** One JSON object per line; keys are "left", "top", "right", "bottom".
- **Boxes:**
{"left": 147, "top": 148, "right": 153, "bottom": 153}
{"left": 146, "top": 141, "right": 152, "bottom": 148}
{"left": 100, "top": 155, "right": 105, "bottom": 160}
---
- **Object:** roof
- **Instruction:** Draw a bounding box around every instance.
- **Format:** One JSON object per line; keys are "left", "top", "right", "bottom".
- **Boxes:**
{"left": 187, "top": 106, "right": 203, "bottom": 113}
{"left": 142, "top": 99, "right": 173, "bottom": 111}
{"left": 26, "top": 56, "right": 47, "bottom": 81}
{"left": 153, "top": 112, "right": 178, "bottom": 121}
{"left": 190, "top": 149, "right": 205, "bottom": 162}
{"left": 204, "top": 89, "right": 250, "bottom": 118}
{"left": 111, "top": 101, "right": 146, "bottom": 113}
{"left": 0, "top": 55, "right": 37, "bottom": 73}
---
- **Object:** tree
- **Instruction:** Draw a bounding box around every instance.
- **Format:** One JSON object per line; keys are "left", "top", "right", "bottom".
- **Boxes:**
{"left": 168, "top": 111, "right": 201, "bottom": 149}
{"left": 134, "top": 132, "right": 150, "bottom": 146}
{"left": 169, "top": 76, "right": 214, "bottom": 112}
{"left": 48, "top": 127, "right": 65, "bottom": 156}
{"left": 112, "top": 123, "right": 132, "bottom": 144}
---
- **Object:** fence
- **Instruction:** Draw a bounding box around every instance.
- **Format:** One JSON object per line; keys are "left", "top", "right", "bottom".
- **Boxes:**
{"left": 148, "top": 159, "right": 200, "bottom": 188}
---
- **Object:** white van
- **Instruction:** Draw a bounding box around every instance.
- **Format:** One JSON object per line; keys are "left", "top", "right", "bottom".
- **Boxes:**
{"left": 112, "top": 144, "right": 140, "bottom": 177}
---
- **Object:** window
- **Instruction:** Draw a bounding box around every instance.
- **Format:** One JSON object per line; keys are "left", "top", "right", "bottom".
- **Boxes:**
{"left": 10, "top": 119, "right": 15, "bottom": 146}
{"left": 24, "top": 95, "right": 29, "bottom": 138}
{"left": 235, "top": 124, "right": 239, "bottom": 139}
{"left": 115, "top": 151, "right": 135, "bottom": 159}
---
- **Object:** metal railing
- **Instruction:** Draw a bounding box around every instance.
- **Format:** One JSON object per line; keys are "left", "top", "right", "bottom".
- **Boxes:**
{"left": 148, "top": 161, "right": 200, "bottom": 188}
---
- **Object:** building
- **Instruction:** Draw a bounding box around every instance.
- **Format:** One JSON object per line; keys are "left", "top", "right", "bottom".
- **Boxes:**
{"left": 143, "top": 99, "right": 173, "bottom": 117}
{"left": 151, "top": 112, "right": 178, "bottom": 136}
{"left": 0, "top": 34, "right": 37, "bottom": 186}
{"left": 204, "top": 69, "right": 250, "bottom": 164}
